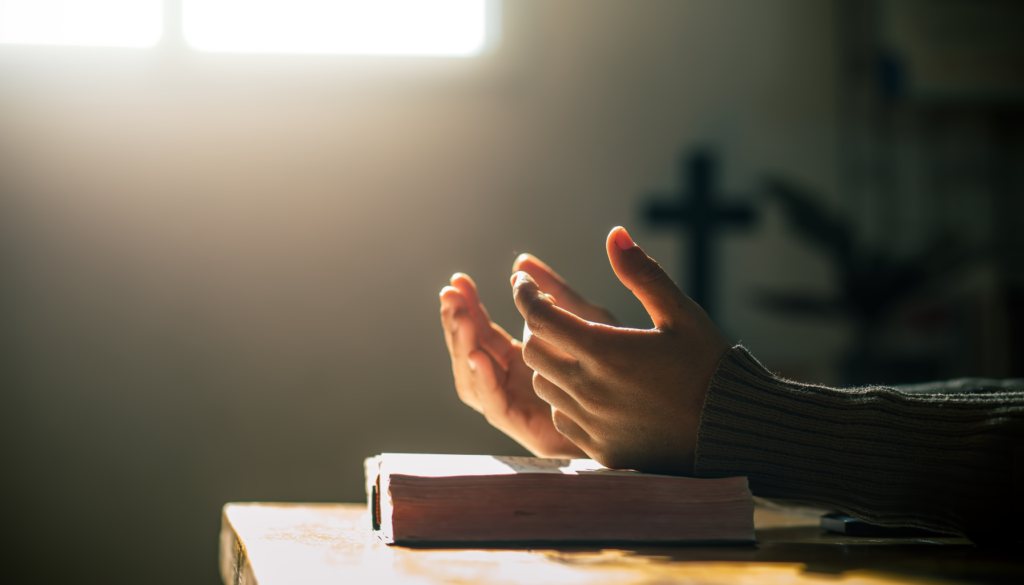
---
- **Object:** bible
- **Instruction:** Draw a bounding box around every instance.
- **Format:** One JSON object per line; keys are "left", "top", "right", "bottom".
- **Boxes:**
{"left": 365, "top": 453, "right": 754, "bottom": 544}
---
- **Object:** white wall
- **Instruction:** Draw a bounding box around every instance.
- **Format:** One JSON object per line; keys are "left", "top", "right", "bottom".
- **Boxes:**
{"left": 0, "top": 1, "right": 841, "bottom": 582}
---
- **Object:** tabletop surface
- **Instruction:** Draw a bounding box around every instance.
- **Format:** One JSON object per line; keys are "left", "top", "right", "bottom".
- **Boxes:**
{"left": 220, "top": 503, "right": 1024, "bottom": 585}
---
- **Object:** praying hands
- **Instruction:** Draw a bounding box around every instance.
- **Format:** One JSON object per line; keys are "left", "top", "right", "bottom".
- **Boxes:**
{"left": 440, "top": 226, "right": 1024, "bottom": 540}
{"left": 439, "top": 227, "right": 731, "bottom": 475}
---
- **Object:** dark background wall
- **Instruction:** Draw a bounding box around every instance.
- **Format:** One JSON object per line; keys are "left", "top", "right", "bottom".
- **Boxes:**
{"left": 1, "top": 1, "right": 1019, "bottom": 583}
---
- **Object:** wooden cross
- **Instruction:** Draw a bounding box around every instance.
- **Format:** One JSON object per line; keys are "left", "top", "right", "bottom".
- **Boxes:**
{"left": 644, "top": 150, "right": 756, "bottom": 319}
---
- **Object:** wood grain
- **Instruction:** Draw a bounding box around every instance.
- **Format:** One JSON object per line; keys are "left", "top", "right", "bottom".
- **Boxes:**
{"left": 220, "top": 503, "right": 1020, "bottom": 585}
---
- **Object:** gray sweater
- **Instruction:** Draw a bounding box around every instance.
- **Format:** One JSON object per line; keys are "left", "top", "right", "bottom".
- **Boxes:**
{"left": 694, "top": 346, "right": 1024, "bottom": 543}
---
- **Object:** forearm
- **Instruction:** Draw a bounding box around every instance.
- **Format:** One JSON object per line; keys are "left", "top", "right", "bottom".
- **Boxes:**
{"left": 693, "top": 346, "right": 1024, "bottom": 543}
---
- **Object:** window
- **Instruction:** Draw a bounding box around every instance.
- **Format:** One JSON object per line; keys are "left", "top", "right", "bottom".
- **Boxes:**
{"left": 183, "top": 0, "right": 491, "bottom": 56}
{"left": 0, "top": 1, "right": 494, "bottom": 56}
{"left": 0, "top": 0, "right": 162, "bottom": 47}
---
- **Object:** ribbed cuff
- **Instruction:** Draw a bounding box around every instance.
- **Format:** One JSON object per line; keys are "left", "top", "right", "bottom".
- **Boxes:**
{"left": 693, "top": 346, "right": 1024, "bottom": 541}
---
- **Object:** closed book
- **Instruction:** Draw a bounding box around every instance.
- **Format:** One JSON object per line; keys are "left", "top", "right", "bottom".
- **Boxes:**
{"left": 365, "top": 453, "right": 754, "bottom": 544}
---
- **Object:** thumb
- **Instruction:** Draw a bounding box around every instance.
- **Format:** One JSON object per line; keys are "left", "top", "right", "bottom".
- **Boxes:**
{"left": 605, "top": 226, "right": 690, "bottom": 329}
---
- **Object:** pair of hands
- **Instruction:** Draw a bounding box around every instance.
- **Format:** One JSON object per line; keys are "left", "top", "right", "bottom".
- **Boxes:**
{"left": 439, "top": 227, "right": 730, "bottom": 475}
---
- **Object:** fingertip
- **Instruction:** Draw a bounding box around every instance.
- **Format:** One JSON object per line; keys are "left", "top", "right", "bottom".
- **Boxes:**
{"left": 512, "top": 272, "right": 557, "bottom": 315}
{"left": 452, "top": 272, "right": 481, "bottom": 291}
{"left": 451, "top": 273, "right": 481, "bottom": 302}
{"left": 606, "top": 226, "right": 645, "bottom": 277}
{"left": 611, "top": 226, "right": 636, "bottom": 250}
{"left": 451, "top": 310, "right": 474, "bottom": 337}
{"left": 513, "top": 253, "right": 556, "bottom": 279}
{"left": 513, "top": 253, "right": 532, "bottom": 271}
{"left": 510, "top": 270, "right": 535, "bottom": 290}
{"left": 440, "top": 286, "right": 466, "bottom": 309}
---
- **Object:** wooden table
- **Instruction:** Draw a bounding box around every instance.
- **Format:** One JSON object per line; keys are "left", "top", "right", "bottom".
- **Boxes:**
{"left": 219, "top": 503, "right": 1023, "bottom": 584}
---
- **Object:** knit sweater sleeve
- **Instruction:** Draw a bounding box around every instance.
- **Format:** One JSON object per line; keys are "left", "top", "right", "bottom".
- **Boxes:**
{"left": 693, "top": 346, "right": 1024, "bottom": 543}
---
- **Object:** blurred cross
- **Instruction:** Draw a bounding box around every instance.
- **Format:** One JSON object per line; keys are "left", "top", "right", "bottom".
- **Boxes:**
{"left": 644, "top": 150, "right": 756, "bottom": 320}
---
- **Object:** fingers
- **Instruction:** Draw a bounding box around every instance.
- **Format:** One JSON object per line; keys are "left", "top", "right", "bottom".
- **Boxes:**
{"left": 511, "top": 271, "right": 608, "bottom": 359}
{"left": 533, "top": 372, "right": 593, "bottom": 452}
{"left": 451, "top": 273, "right": 517, "bottom": 369}
{"left": 450, "top": 272, "right": 495, "bottom": 327}
{"left": 442, "top": 272, "right": 595, "bottom": 461}
{"left": 470, "top": 349, "right": 512, "bottom": 419}
{"left": 440, "top": 286, "right": 513, "bottom": 415}
{"left": 551, "top": 409, "right": 591, "bottom": 452}
{"left": 448, "top": 308, "right": 484, "bottom": 411}
{"left": 512, "top": 253, "right": 586, "bottom": 310}
{"left": 439, "top": 285, "right": 468, "bottom": 354}
{"left": 521, "top": 324, "right": 582, "bottom": 393}
{"left": 605, "top": 226, "right": 690, "bottom": 329}
{"left": 513, "top": 253, "right": 619, "bottom": 326}
{"left": 532, "top": 372, "right": 587, "bottom": 421}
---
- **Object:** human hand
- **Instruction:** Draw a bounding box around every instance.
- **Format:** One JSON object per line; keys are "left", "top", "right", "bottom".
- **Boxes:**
{"left": 512, "top": 226, "right": 731, "bottom": 475}
{"left": 511, "top": 253, "right": 618, "bottom": 327}
{"left": 439, "top": 257, "right": 616, "bottom": 458}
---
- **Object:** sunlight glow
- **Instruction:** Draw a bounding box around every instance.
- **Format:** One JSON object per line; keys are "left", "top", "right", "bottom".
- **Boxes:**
{"left": 183, "top": 0, "right": 491, "bottom": 56}
{"left": 0, "top": 0, "right": 162, "bottom": 47}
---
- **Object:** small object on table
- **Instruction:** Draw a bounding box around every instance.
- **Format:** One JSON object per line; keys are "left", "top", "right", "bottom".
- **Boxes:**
{"left": 820, "top": 512, "right": 948, "bottom": 537}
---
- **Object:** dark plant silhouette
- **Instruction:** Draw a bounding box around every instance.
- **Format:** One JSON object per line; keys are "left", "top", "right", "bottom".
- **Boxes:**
{"left": 756, "top": 177, "right": 976, "bottom": 384}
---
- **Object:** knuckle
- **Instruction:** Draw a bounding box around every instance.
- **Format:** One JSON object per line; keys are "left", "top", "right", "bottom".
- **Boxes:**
{"left": 565, "top": 372, "right": 597, "bottom": 412}
{"left": 551, "top": 409, "right": 573, "bottom": 437}
{"left": 565, "top": 370, "right": 589, "bottom": 397}
{"left": 534, "top": 373, "right": 570, "bottom": 409}
{"left": 521, "top": 336, "right": 539, "bottom": 368}
{"left": 531, "top": 372, "right": 551, "bottom": 400}
{"left": 450, "top": 312, "right": 470, "bottom": 333}
{"left": 574, "top": 383, "right": 614, "bottom": 419}
{"left": 575, "top": 390, "right": 600, "bottom": 414}
{"left": 524, "top": 306, "right": 548, "bottom": 336}
{"left": 635, "top": 259, "right": 671, "bottom": 289}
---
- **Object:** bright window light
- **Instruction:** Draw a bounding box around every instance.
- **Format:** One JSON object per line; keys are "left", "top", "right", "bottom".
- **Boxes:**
{"left": 0, "top": 0, "right": 162, "bottom": 47}
{"left": 183, "top": 0, "right": 491, "bottom": 56}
